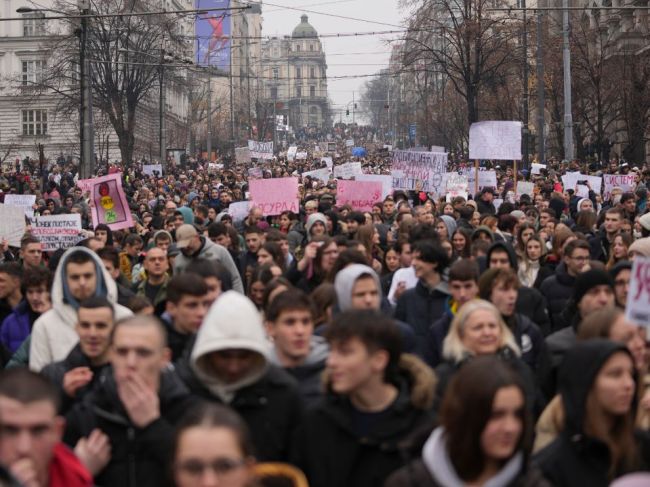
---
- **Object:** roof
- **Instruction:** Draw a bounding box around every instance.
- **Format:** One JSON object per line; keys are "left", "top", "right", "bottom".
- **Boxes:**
{"left": 292, "top": 14, "right": 318, "bottom": 38}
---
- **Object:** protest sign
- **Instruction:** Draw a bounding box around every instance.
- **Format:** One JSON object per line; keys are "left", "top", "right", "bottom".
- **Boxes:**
{"left": 3, "top": 194, "right": 35, "bottom": 219}
{"left": 208, "top": 163, "right": 223, "bottom": 172}
{"left": 77, "top": 173, "right": 134, "bottom": 231}
{"left": 455, "top": 168, "right": 497, "bottom": 193}
{"left": 235, "top": 147, "right": 251, "bottom": 164}
{"left": 249, "top": 177, "right": 299, "bottom": 215}
{"left": 334, "top": 162, "right": 363, "bottom": 180}
{"left": 345, "top": 139, "right": 354, "bottom": 147}
{"left": 431, "top": 145, "right": 445, "bottom": 153}
{"left": 248, "top": 140, "right": 273, "bottom": 159}
{"left": 303, "top": 167, "right": 332, "bottom": 184}
{"left": 327, "top": 142, "right": 336, "bottom": 152}
{"left": 517, "top": 181, "right": 535, "bottom": 197}
{"left": 296, "top": 152, "right": 308, "bottom": 160}
{"left": 391, "top": 150, "right": 447, "bottom": 196}
{"left": 469, "top": 121, "right": 522, "bottom": 160}
{"left": 287, "top": 146, "right": 298, "bottom": 161}
{"left": 142, "top": 164, "right": 163, "bottom": 176}
{"left": 561, "top": 173, "right": 602, "bottom": 196}
{"left": 355, "top": 174, "right": 393, "bottom": 200}
{"left": 445, "top": 173, "right": 469, "bottom": 202}
{"left": 227, "top": 201, "right": 251, "bottom": 222}
{"left": 603, "top": 174, "right": 637, "bottom": 201}
{"left": 31, "top": 214, "right": 83, "bottom": 251}
{"left": 248, "top": 167, "right": 263, "bottom": 179}
{"left": 625, "top": 256, "right": 650, "bottom": 327}
{"left": 531, "top": 163, "right": 547, "bottom": 175}
{"left": 337, "top": 180, "right": 382, "bottom": 212}
{"left": 0, "top": 204, "right": 26, "bottom": 247}
{"left": 321, "top": 157, "right": 333, "bottom": 168}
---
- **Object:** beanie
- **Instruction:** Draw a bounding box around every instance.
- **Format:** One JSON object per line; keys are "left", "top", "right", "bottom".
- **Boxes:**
{"left": 629, "top": 237, "right": 650, "bottom": 257}
{"left": 639, "top": 213, "right": 650, "bottom": 232}
{"left": 573, "top": 269, "right": 614, "bottom": 305}
{"left": 609, "top": 260, "right": 632, "bottom": 281}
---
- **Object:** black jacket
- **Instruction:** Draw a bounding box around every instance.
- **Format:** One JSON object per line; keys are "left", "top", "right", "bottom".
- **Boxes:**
{"left": 588, "top": 228, "right": 612, "bottom": 263}
{"left": 539, "top": 261, "right": 575, "bottom": 333}
{"left": 63, "top": 367, "right": 196, "bottom": 487}
{"left": 476, "top": 198, "right": 496, "bottom": 215}
{"left": 534, "top": 340, "right": 650, "bottom": 486}
{"left": 176, "top": 361, "right": 303, "bottom": 462}
{"left": 291, "top": 355, "right": 436, "bottom": 487}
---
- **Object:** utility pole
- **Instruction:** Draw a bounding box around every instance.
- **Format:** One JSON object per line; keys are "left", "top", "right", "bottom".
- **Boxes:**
{"left": 536, "top": 11, "right": 545, "bottom": 163}
{"left": 521, "top": 0, "right": 529, "bottom": 169}
{"left": 159, "top": 44, "right": 166, "bottom": 167}
{"left": 562, "top": 0, "right": 574, "bottom": 160}
{"left": 207, "top": 70, "right": 212, "bottom": 161}
{"left": 230, "top": 42, "right": 235, "bottom": 152}
{"left": 79, "top": 0, "right": 93, "bottom": 178}
{"left": 352, "top": 91, "right": 355, "bottom": 125}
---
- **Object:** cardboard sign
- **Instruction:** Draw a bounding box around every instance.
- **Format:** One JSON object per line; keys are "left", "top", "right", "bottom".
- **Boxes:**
{"left": 227, "top": 201, "right": 251, "bottom": 222}
{"left": 355, "top": 174, "right": 393, "bottom": 200}
{"left": 0, "top": 204, "right": 26, "bottom": 247}
{"left": 235, "top": 147, "right": 251, "bottom": 164}
{"left": 517, "top": 181, "right": 535, "bottom": 197}
{"left": 248, "top": 140, "right": 273, "bottom": 159}
{"left": 469, "top": 121, "right": 522, "bottom": 160}
{"left": 249, "top": 177, "right": 299, "bottom": 215}
{"left": 625, "top": 256, "right": 650, "bottom": 327}
{"left": 603, "top": 174, "right": 637, "bottom": 201}
{"left": 77, "top": 173, "right": 134, "bottom": 231}
{"left": 31, "top": 214, "right": 83, "bottom": 251}
{"left": 3, "top": 194, "right": 35, "bottom": 219}
{"left": 142, "top": 164, "right": 163, "bottom": 176}
{"left": 334, "top": 162, "right": 363, "bottom": 180}
{"left": 345, "top": 139, "right": 354, "bottom": 147}
{"left": 391, "top": 150, "right": 447, "bottom": 196}
{"left": 531, "top": 163, "right": 547, "bottom": 175}
{"left": 303, "top": 167, "right": 331, "bottom": 184}
{"left": 337, "top": 180, "right": 382, "bottom": 212}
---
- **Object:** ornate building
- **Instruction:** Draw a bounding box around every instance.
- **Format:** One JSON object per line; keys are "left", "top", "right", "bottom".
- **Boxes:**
{"left": 260, "top": 15, "right": 330, "bottom": 133}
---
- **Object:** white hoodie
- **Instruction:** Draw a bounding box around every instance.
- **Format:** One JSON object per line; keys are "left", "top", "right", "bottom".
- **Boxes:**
{"left": 29, "top": 247, "right": 132, "bottom": 371}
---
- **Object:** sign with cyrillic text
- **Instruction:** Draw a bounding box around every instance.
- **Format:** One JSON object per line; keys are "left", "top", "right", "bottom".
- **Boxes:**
{"left": 337, "top": 180, "right": 382, "bottom": 212}
{"left": 626, "top": 256, "right": 650, "bottom": 327}
{"left": 249, "top": 177, "right": 299, "bottom": 215}
{"left": 391, "top": 150, "right": 447, "bottom": 196}
{"left": 32, "top": 214, "right": 83, "bottom": 251}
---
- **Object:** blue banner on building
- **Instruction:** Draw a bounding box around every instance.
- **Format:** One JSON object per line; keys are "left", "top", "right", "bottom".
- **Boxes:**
{"left": 196, "top": 0, "right": 231, "bottom": 71}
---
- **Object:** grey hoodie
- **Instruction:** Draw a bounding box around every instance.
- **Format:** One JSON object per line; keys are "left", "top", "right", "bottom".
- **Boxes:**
{"left": 334, "top": 264, "right": 381, "bottom": 311}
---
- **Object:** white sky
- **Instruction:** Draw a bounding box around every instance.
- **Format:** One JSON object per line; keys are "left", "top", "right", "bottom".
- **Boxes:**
{"left": 259, "top": 0, "right": 404, "bottom": 124}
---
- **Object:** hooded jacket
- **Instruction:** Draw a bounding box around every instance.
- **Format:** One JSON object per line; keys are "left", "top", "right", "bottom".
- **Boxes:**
{"left": 64, "top": 367, "right": 195, "bottom": 487}
{"left": 291, "top": 354, "right": 437, "bottom": 487}
{"left": 534, "top": 340, "right": 650, "bottom": 487}
{"left": 29, "top": 247, "right": 133, "bottom": 372}
{"left": 538, "top": 261, "right": 575, "bottom": 333}
{"left": 177, "top": 291, "right": 303, "bottom": 461}
{"left": 0, "top": 299, "right": 39, "bottom": 353}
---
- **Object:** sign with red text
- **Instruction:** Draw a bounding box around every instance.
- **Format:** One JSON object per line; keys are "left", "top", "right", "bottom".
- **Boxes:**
{"left": 249, "top": 177, "right": 299, "bottom": 216}
{"left": 603, "top": 174, "right": 637, "bottom": 201}
{"left": 337, "top": 180, "right": 382, "bottom": 212}
{"left": 77, "top": 173, "right": 134, "bottom": 231}
{"left": 32, "top": 214, "right": 83, "bottom": 251}
{"left": 391, "top": 150, "right": 447, "bottom": 196}
{"left": 626, "top": 256, "right": 650, "bottom": 327}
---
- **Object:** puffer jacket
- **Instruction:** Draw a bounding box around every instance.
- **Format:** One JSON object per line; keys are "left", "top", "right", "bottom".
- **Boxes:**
{"left": 538, "top": 261, "right": 575, "bottom": 333}
{"left": 0, "top": 300, "right": 38, "bottom": 353}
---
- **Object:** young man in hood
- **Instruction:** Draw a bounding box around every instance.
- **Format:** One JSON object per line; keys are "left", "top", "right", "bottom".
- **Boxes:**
{"left": 172, "top": 224, "right": 244, "bottom": 293}
{"left": 291, "top": 309, "right": 435, "bottom": 487}
{"left": 265, "top": 289, "right": 328, "bottom": 408}
{"left": 29, "top": 247, "right": 133, "bottom": 372}
{"left": 177, "top": 291, "right": 302, "bottom": 461}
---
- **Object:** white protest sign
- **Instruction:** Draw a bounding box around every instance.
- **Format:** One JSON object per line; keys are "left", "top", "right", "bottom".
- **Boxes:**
{"left": 32, "top": 214, "right": 83, "bottom": 251}
{"left": 516, "top": 181, "right": 535, "bottom": 197}
{"left": 531, "top": 163, "right": 546, "bottom": 175}
{"left": 391, "top": 150, "right": 448, "bottom": 197}
{"left": 143, "top": 164, "right": 163, "bottom": 176}
{"left": 247, "top": 140, "right": 274, "bottom": 160}
{"left": 355, "top": 174, "right": 393, "bottom": 200}
{"left": 303, "top": 167, "right": 332, "bottom": 184}
{"left": 445, "top": 173, "right": 469, "bottom": 202}
{"left": 235, "top": 147, "right": 251, "bottom": 164}
{"left": 321, "top": 157, "right": 333, "bottom": 168}
{"left": 327, "top": 142, "right": 336, "bottom": 152}
{"left": 345, "top": 139, "right": 354, "bottom": 147}
{"left": 625, "top": 256, "right": 650, "bottom": 327}
{"left": 334, "top": 162, "right": 363, "bottom": 180}
{"left": 296, "top": 152, "right": 308, "bottom": 160}
{"left": 0, "top": 204, "right": 26, "bottom": 247}
{"left": 561, "top": 171, "right": 581, "bottom": 190}
{"left": 562, "top": 173, "right": 601, "bottom": 195}
{"left": 227, "top": 201, "right": 251, "bottom": 222}
{"left": 457, "top": 168, "right": 498, "bottom": 192}
{"left": 208, "top": 163, "right": 223, "bottom": 172}
{"left": 469, "top": 121, "right": 522, "bottom": 160}
{"left": 3, "top": 194, "right": 36, "bottom": 219}
{"left": 287, "top": 146, "right": 298, "bottom": 161}
{"left": 603, "top": 174, "right": 637, "bottom": 201}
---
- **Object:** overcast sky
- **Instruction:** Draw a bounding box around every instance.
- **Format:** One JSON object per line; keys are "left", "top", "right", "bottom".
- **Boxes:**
{"left": 260, "top": 0, "right": 405, "bottom": 124}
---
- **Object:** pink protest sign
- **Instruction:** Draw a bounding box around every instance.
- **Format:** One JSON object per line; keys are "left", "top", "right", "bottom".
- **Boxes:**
{"left": 337, "top": 180, "right": 382, "bottom": 212}
{"left": 77, "top": 173, "right": 134, "bottom": 231}
{"left": 249, "top": 177, "right": 299, "bottom": 216}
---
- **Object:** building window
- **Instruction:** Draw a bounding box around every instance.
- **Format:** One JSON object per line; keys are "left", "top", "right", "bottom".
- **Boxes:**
{"left": 296, "top": 44, "right": 301, "bottom": 52}
{"left": 296, "top": 86, "right": 302, "bottom": 98}
{"left": 296, "top": 67, "right": 301, "bottom": 79}
{"left": 310, "top": 86, "right": 315, "bottom": 98}
{"left": 23, "top": 13, "right": 46, "bottom": 36}
{"left": 270, "top": 87, "right": 278, "bottom": 99}
{"left": 272, "top": 67, "right": 279, "bottom": 80}
{"left": 310, "top": 67, "right": 316, "bottom": 78}
{"left": 309, "top": 44, "right": 314, "bottom": 51}
{"left": 22, "top": 110, "right": 48, "bottom": 136}
{"left": 22, "top": 60, "right": 46, "bottom": 86}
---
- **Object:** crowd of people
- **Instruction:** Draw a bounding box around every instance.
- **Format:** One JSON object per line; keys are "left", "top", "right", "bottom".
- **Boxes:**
{"left": 1, "top": 131, "right": 650, "bottom": 487}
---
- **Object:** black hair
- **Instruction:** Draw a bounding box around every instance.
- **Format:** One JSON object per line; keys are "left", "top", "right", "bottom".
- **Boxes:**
{"left": 185, "top": 259, "right": 233, "bottom": 293}
{"left": 413, "top": 240, "right": 450, "bottom": 269}
{"left": 166, "top": 273, "right": 208, "bottom": 304}
{"left": 21, "top": 266, "right": 52, "bottom": 294}
{"left": 0, "top": 262, "right": 22, "bottom": 280}
{"left": 79, "top": 296, "right": 115, "bottom": 318}
{"left": 0, "top": 368, "right": 61, "bottom": 412}
{"left": 266, "top": 288, "right": 314, "bottom": 323}
{"left": 97, "top": 247, "right": 119, "bottom": 268}
{"left": 207, "top": 222, "right": 229, "bottom": 238}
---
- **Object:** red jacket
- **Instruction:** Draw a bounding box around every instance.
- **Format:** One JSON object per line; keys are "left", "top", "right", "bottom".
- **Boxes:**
{"left": 49, "top": 443, "right": 92, "bottom": 487}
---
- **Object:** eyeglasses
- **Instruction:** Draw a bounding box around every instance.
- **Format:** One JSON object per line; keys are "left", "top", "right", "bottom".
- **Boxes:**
{"left": 176, "top": 458, "right": 246, "bottom": 477}
{"left": 568, "top": 255, "right": 589, "bottom": 262}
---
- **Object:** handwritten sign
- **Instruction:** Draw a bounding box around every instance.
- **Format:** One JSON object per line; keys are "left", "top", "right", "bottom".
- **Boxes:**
{"left": 626, "top": 256, "right": 650, "bottom": 327}
{"left": 249, "top": 177, "right": 299, "bottom": 216}
{"left": 334, "top": 162, "right": 363, "bottom": 180}
{"left": 0, "top": 204, "right": 26, "bottom": 247}
{"left": 303, "top": 167, "right": 331, "bottom": 184}
{"left": 603, "top": 174, "right": 637, "bottom": 201}
{"left": 517, "top": 181, "right": 535, "bottom": 197}
{"left": 31, "top": 214, "right": 83, "bottom": 251}
{"left": 296, "top": 152, "right": 308, "bottom": 160}
{"left": 531, "top": 163, "right": 547, "bottom": 175}
{"left": 3, "top": 194, "right": 35, "bottom": 219}
{"left": 227, "top": 201, "right": 251, "bottom": 222}
{"left": 235, "top": 147, "right": 251, "bottom": 164}
{"left": 287, "top": 146, "right": 298, "bottom": 161}
{"left": 391, "top": 150, "right": 447, "bottom": 196}
{"left": 355, "top": 174, "right": 393, "bottom": 200}
{"left": 248, "top": 167, "right": 263, "bottom": 179}
{"left": 142, "top": 164, "right": 163, "bottom": 176}
{"left": 77, "top": 173, "right": 134, "bottom": 231}
{"left": 248, "top": 140, "right": 273, "bottom": 159}
{"left": 469, "top": 121, "right": 522, "bottom": 160}
{"left": 337, "top": 180, "right": 382, "bottom": 212}
{"left": 345, "top": 139, "right": 354, "bottom": 147}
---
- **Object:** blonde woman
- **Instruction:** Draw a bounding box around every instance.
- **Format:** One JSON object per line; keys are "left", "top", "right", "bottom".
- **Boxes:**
{"left": 434, "top": 299, "right": 540, "bottom": 413}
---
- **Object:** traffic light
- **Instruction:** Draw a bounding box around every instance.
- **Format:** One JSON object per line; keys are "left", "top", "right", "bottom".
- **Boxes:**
{"left": 354, "top": 103, "right": 357, "bottom": 109}
{"left": 346, "top": 109, "right": 350, "bottom": 116}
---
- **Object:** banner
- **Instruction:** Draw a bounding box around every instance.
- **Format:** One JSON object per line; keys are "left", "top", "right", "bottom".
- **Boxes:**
{"left": 303, "top": 167, "right": 332, "bottom": 184}
{"left": 333, "top": 162, "right": 363, "bottom": 180}
{"left": 248, "top": 140, "right": 274, "bottom": 159}
{"left": 337, "top": 180, "right": 382, "bottom": 212}
{"left": 431, "top": 145, "right": 445, "bottom": 153}
{"left": 0, "top": 204, "right": 26, "bottom": 247}
{"left": 142, "top": 164, "right": 163, "bottom": 176}
{"left": 196, "top": 0, "right": 231, "bottom": 71}
{"left": 603, "top": 174, "right": 637, "bottom": 201}
{"left": 355, "top": 174, "right": 393, "bottom": 200}
{"left": 31, "top": 214, "right": 83, "bottom": 251}
{"left": 391, "top": 150, "right": 447, "bottom": 196}
{"left": 469, "top": 121, "right": 522, "bottom": 160}
{"left": 249, "top": 177, "right": 299, "bottom": 215}
{"left": 626, "top": 256, "right": 650, "bottom": 326}
{"left": 3, "top": 194, "right": 35, "bottom": 219}
{"left": 77, "top": 173, "right": 134, "bottom": 231}
{"left": 235, "top": 147, "right": 251, "bottom": 164}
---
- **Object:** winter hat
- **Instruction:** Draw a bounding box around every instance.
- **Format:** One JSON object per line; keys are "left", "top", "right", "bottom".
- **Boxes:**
{"left": 510, "top": 210, "right": 525, "bottom": 220}
{"left": 629, "top": 237, "right": 650, "bottom": 257}
{"left": 549, "top": 197, "right": 566, "bottom": 220}
{"left": 576, "top": 198, "right": 592, "bottom": 211}
{"left": 609, "top": 260, "right": 632, "bottom": 281}
{"left": 639, "top": 213, "right": 650, "bottom": 232}
{"left": 573, "top": 269, "right": 614, "bottom": 305}
{"left": 305, "top": 212, "right": 327, "bottom": 236}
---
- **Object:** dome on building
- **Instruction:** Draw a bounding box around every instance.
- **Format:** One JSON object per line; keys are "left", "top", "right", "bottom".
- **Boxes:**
{"left": 292, "top": 14, "right": 318, "bottom": 38}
